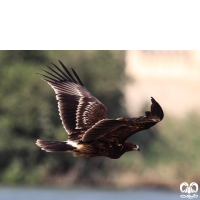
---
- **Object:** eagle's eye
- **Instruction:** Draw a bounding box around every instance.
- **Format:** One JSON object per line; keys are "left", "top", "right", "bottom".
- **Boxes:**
{"left": 134, "top": 145, "right": 140, "bottom": 151}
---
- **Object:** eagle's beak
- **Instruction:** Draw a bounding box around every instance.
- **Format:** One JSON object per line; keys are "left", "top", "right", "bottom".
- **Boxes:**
{"left": 136, "top": 145, "right": 140, "bottom": 151}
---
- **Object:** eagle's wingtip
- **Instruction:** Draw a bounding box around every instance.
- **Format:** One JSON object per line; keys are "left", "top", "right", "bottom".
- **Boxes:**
{"left": 151, "top": 97, "right": 156, "bottom": 103}
{"left": 58, "top": 60, "right": 63, "bottom": 65}
{"left": 150, "top": 97, "right": 164, "bottom": 120}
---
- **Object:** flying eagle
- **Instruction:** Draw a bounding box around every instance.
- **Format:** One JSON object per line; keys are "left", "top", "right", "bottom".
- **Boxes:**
{"left": 36, "top": 61, "right": 164, "bottom": 159}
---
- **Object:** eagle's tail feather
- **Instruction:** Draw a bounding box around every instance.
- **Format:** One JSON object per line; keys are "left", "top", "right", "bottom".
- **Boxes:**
{"left": 36, "top": 139, "right": 76, "bottom": 153}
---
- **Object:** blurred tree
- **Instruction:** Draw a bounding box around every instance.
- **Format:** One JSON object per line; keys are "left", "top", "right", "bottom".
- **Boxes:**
{"left": 0, "top": 50, "right": 48, "bottom": 65}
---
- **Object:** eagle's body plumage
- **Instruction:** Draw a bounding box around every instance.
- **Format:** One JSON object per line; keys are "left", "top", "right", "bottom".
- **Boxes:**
{"left": 36, "top": 61, "right": 164, "bottom": 159}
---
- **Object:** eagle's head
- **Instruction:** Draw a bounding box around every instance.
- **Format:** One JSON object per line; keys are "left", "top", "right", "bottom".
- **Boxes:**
{"left": 124, "top": 141, "right": 140, "bottom": 152}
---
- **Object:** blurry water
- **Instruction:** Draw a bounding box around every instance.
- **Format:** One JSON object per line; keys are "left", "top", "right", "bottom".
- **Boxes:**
{"left": 0, "top": 186, "right": 182, "bottom": 200}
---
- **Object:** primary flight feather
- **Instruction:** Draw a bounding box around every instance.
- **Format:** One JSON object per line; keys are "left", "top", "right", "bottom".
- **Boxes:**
{"left": 36, "top": 61, "right": 164, "bottom": 159}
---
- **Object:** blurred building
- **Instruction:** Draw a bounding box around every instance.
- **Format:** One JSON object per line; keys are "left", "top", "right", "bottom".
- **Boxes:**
{"left": 124, "top": 50, "right": 200, "bottom": 117}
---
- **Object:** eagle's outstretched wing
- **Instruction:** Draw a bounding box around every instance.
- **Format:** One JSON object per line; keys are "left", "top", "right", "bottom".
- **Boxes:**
{"left": 82, "top": 97, "right": 163, "bottom": 143}
{"left": 38, "top": 61, "right": 107, "bottom": 141}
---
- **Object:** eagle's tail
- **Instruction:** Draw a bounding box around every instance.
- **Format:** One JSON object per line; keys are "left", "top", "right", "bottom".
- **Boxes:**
{"left": 36, "top": 139, "right": 77, "bottom": 153}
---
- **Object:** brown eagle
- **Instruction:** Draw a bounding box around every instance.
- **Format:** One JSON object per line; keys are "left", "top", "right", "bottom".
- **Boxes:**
{"left": 36, "top": 61, "right": 164, "bottom": 159}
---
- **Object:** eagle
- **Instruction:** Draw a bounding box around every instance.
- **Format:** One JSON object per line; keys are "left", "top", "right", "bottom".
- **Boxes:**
{"left": 36, "top": 61, "right": 164, "bottom": 159}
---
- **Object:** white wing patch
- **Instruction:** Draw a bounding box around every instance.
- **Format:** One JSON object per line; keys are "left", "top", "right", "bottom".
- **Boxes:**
{"left": 66, "top": 140, "right": 78, "bottom": 147}
{"left": 66, "top": 140, "right": 83, "bottom": 149}
{"left": 76, "top": 94, "right": 85, "bottom": 129}
{"left": 75, "top": 88, "right": 100, "bottom": 129}
{"left": 83, "top": 102, "right": 95, "bottom": 124}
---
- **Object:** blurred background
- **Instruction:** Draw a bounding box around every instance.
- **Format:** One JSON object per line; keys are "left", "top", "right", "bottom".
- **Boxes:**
{"left": 0, "top": 50, "right": 199, "bottom": 199}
